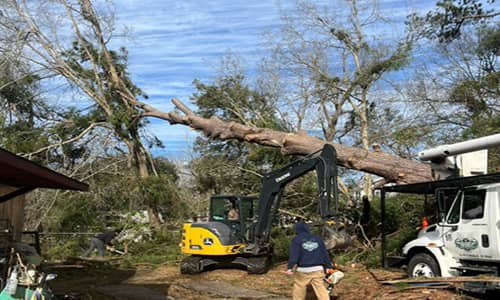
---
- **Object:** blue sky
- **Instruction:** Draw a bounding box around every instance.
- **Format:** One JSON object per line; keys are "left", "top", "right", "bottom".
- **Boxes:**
{"left": 113, "top": 0, "right": 438, "bottom": 160}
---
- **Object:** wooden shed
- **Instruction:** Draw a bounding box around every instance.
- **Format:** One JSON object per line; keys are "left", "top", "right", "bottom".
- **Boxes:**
{"left": 0, "top": 147, "right": 88, "bottom": 242}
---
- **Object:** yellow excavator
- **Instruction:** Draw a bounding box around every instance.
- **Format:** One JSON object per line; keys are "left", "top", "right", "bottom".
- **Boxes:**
{"left": 180, "top": 144, "right": 349, "bottom": 274}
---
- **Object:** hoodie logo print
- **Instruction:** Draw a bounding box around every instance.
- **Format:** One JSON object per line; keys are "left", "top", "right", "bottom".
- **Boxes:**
{"left": 302, "top": 240, "right": 319, "bottom": 252}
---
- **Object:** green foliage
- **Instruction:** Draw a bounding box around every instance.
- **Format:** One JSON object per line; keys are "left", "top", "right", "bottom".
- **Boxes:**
{"left": 387, "top": 226, "right": 421, "bottom": 256}
{"left": 190, "top": 154, "right": 251, "bottom": 195}
{"left": 123, "top": 229, "right": 183, "bottom": 265}
{"left": 45, "top": 107, "right": 104, "bottom": 167}
{"left": 270, "top": 227, "right": 294, "bottom": 262}
{"left": 136, "top": 175, "right": 187, "bottom": 220}
{"left": 280, "top": 173, "right": 325, "bottom": 219}
{"left": 153, "top": 158, "right": 179, "bottom": 182}
{"left": 193, "top": 75, "right": 282, "bottom": 129}
{"left": 408, "top": 8, "right": 499, "bottom": 159}
{"left": 54, "top": 194, "right": 103, "bottom": 232}
{"left": 0, "top": 59, "right": 50, "bottom": 155}
{"left": 448, "top": 23, "right": 498, "bottom": 115}
{"left": 43, "top": 236, "right": 89, "bottom": 260}
{"left": 190, "top": 73, "right": 327, "bottom": 219}
{"left": 368, "top": 106, "right": 436, "bottom": 158}
{"left": 58, "top": 35, "right": 160, "bottom": 177}
{"left": 356, "top": 42, "right": 413, "bottom": 89}
{"left": 61, "top": 40, "right": 148, "bottom": 141}
{"left": 374, "top": 194, "right": 427, "bottom": 261}
{"left": 476, "top": 25, "right": 500, "bottom": 59}
{"left": 336, "top": 194, "right": 427, "bottom": 268}
{"left": 448, "top": 26, "right": 499, "bottom": 171}
{"left": 191, "top": 74, "right": 292, "bottom": 196}
{"left": 408, "top": 0, "right": 497, "bottom": 42}
{"left": 44, "top": 156, "right": 186, "bottom": 237}
{"left": 371, "top": 195, "right": 425, "bottom": 238}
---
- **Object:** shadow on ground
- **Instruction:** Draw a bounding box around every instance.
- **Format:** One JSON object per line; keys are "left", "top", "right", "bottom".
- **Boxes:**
{"left": 44, "top": 259, "right": 178, "bottom": 300}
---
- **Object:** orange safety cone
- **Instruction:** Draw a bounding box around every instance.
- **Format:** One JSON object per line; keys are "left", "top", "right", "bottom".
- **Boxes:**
{"left": 421, "top": 216, "right": 429, "bottom": 229}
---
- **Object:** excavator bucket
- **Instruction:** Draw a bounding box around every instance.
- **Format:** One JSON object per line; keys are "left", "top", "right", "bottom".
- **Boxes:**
{"left": 321, "top": 223, "right": 352, "bottom": 250}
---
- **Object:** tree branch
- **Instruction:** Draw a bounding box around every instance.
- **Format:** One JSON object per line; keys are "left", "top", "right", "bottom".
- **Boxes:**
{"left": 21, "top": 122, "right": 110, "bottom": 157}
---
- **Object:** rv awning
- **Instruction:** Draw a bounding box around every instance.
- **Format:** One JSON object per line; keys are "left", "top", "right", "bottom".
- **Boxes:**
{"left": 0, "top": 147, "right": 89, "bottom": 192}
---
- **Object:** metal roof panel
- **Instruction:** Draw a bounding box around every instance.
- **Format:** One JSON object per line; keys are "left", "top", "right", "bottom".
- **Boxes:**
{"left": 0, "top": 148, "right": 89, "bottom": 191}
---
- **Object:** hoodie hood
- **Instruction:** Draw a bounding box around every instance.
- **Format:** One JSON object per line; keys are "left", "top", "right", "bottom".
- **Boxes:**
{"left": 294, "top": 221, "right": 310, "bottom": 234}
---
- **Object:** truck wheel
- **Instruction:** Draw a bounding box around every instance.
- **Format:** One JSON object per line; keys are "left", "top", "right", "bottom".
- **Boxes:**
{"left": 408, "top": 253, "right": 440, "bottom": 278}
{"left": 180, "top": 256, "right": 202, "bottom": 274}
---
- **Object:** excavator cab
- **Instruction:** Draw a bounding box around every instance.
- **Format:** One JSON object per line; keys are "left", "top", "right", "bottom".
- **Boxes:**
{"left": 209, "top": 195, "right": 256, "bottom": 242}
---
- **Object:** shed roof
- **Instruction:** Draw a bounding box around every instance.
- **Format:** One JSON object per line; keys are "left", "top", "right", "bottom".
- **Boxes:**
{"left": 0, "top": 147, "right": 89, "bottom": 191}
{"left": 379, "top": 172, "right": 500, "bottom": 194}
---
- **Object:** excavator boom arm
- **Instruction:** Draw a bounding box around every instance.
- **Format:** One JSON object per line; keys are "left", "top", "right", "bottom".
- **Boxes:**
{"left": 247, "top": 144, "right": 338, "bottom": 254}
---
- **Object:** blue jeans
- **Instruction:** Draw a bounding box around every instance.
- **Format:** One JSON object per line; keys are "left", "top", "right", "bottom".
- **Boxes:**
{"left": 82, "top": 237, "right": 105, "bottom": 257}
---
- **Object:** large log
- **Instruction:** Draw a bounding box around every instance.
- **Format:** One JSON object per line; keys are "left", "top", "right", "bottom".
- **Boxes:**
{"left": 140, "top": 98, "right": 433, "bottom": 184}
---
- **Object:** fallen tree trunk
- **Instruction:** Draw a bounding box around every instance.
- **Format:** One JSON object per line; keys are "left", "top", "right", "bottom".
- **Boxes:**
{"left": 139, "top": 98, "right": 433, "bottom": 184}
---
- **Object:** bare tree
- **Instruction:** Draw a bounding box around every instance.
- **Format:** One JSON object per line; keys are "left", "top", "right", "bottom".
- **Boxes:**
{"left": 261, "top": 0, "right": 413, "bottom": 198}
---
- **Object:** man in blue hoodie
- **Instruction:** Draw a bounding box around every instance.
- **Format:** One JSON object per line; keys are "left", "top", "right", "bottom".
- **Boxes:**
{"left": 286, "top": 221, "right": 332, "bottom": 300}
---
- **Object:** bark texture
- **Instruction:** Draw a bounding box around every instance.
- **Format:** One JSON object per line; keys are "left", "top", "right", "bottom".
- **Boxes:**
{"left": 142, "top": 98, "right": 433, "bottom": 184}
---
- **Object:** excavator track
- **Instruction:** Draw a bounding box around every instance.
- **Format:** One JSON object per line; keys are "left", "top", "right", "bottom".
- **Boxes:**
{"left": 246, "top": 255, "right": 272, "bottom": 274}
{"left": 180, "top": 256, "right": 202, "bottom": 274}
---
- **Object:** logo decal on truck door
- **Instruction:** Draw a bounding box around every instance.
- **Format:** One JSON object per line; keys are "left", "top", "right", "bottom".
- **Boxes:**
{"left": 454, "top": 237, "right": 479, "bottom": 251}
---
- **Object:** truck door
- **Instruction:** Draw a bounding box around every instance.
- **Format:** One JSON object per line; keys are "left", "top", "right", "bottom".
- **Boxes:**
{"left": 443, "top": 189, "right": 488, "bottom": 261}
{"left": 483, "top": 188, "right": 499, "bottom": 260}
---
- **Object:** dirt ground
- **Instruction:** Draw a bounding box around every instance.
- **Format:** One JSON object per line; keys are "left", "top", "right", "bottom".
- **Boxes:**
{"left": 45, "top": 259, "right": 495, "bottom": 300}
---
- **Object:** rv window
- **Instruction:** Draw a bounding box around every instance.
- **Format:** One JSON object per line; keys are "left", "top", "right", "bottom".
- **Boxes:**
{"left": 462, "top": 189, "right": 486, "bottom": 220}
